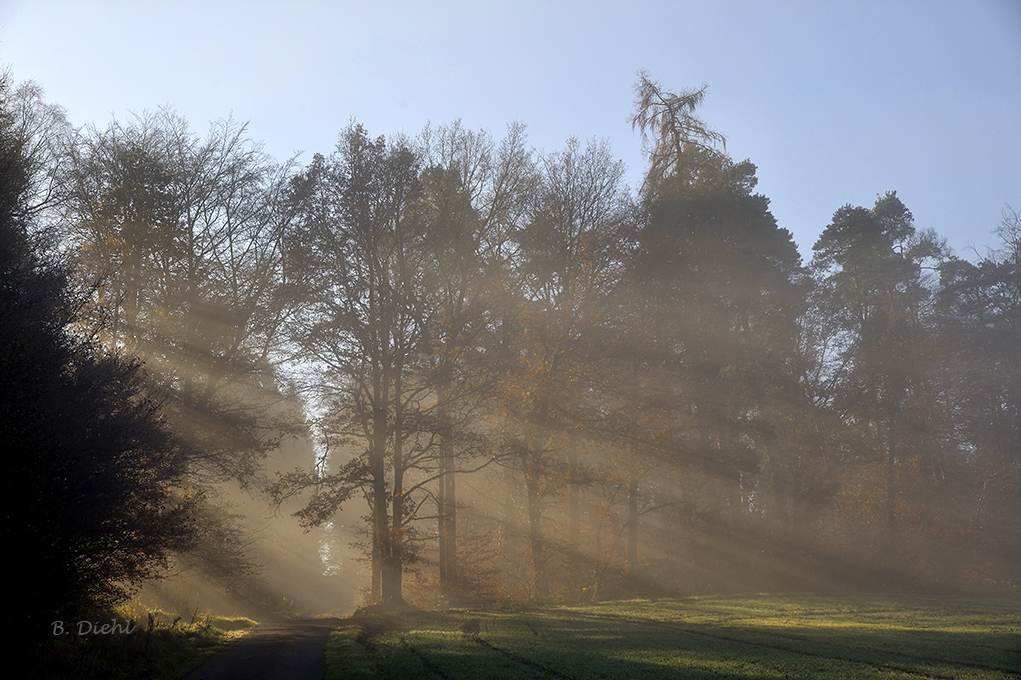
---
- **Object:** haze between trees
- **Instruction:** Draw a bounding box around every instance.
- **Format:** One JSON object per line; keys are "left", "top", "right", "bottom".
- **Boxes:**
{"left": 3, "top": 67, "right": 1018, "bottom": 626}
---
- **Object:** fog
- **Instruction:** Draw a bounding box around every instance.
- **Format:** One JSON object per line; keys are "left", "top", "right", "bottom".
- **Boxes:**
{"left": 136, "top": 433, "right": 363, "bottom": 619}
{"left": 3, "top": 64, "right": 1018, "bottom": 625}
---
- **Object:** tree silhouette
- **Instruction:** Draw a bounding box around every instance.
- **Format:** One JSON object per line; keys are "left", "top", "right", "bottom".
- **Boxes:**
{"left": 2, "top": 74, "right": 196, "bottom": 642}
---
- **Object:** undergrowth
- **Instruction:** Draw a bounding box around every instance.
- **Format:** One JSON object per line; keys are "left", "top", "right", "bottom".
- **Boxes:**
{"left": 32, "top": 605, "right": 257, "bottom": 680}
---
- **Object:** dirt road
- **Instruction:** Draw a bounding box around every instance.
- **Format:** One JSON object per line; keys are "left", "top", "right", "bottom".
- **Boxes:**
{"left": 182, "top": 618, "right": 344, "bottom": 680}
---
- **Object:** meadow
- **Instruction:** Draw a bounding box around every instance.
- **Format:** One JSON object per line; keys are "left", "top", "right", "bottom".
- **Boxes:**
{"left": 329, "top": 595, "right": 1021, "bottom": 680}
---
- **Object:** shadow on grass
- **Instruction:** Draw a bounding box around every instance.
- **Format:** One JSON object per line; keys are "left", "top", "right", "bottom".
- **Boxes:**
{"left": 346, "top": 596, "right": 1021, "bottom": 680}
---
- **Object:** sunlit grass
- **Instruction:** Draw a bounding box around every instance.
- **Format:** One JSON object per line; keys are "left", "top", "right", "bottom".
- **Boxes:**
{"left": 334, "top": 595, "right": 1020, "bottom": 679}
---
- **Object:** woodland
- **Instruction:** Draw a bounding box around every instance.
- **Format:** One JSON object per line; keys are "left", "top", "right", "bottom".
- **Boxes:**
{"left": 2, "top": 67, "right": 1018, "bottom": 637}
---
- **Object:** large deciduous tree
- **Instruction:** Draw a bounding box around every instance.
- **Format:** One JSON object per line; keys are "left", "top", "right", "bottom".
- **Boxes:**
{"left": 56, "top": 106, "right": 306, "bottom": 596}
{"left": 279, "top": 124, "right": 430, "bottom": 606}
{"left": 496, "top": 136, "right": 629, "bottom": 597}
{"left": 416, "top": 121, "right": 534, "bottom": 596}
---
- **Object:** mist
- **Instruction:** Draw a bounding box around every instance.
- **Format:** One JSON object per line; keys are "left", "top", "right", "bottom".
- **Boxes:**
{"left": 3, "top": 65, "right": 1018, "bottom": 632}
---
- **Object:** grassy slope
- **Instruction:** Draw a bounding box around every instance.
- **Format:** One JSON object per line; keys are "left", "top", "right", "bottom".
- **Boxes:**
{"left": 330, "top": 595, "right": 1021, "bottom": 680}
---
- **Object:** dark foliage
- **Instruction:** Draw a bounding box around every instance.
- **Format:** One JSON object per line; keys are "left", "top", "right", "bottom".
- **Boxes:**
{"left": 1, "top": 74, "right": 196, "bottom": 643}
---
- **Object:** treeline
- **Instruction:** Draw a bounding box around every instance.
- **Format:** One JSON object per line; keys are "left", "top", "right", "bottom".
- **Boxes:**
{"left": 2, "top": 69, "right": 1017, "bottom": 620}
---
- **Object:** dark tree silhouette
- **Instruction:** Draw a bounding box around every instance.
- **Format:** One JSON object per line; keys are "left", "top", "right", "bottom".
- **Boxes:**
{"left": 2, "top": 73, "right": 196, "bottom": 642}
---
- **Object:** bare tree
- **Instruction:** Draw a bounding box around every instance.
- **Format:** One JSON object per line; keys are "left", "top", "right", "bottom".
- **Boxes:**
{"left": 65, "top": 108, "right": 299, "bottom": 485}
{"left": 498, "top": 136, "right": 629, "bottom": 597}
{"left": 417, "top": 120, "right": 535, "bottom": 596}
{"left": 277, "top": 124, "right": 434, "bottom": 606}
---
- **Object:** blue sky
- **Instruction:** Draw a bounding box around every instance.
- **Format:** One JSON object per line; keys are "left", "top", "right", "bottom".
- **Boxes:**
{"left": 2, "top": 0, "right": 1019, "bottom": 261}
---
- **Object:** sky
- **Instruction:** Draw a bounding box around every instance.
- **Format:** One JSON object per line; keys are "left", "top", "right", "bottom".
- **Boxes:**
{"left": 2, "top": 0, "right": 1019, "bottom": 262}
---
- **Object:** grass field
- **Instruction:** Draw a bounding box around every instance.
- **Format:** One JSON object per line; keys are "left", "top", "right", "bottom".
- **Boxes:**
{"left": 329, "top": 595, "right": 1021, "bottom": 679}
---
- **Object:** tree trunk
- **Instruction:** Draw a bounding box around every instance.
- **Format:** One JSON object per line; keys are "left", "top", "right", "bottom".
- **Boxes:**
{"left": 371, "top": 510, "right": 381, "bottom": 602}
{"left": 525, "top": 451, "right": 548, "bottom": 598}
{"left": 371, "top": 350, "right": 393, "bottom": 605}
{"left": 626, "top": 472, "right": 639, "bottom": 575}
{"left": 503, "top": 472, "right": 520, "bottom": 571}
{"left": 438, "top": 398, "right": 457, "bottom": 596}
{"left": 568, "top": 446, "right": 580, "bottom": 553}
{"left": 385, "top": 352, "right": 407, "bottom": 607}
{"left": 593, "top": 515, "right": 603, "bottom": 600}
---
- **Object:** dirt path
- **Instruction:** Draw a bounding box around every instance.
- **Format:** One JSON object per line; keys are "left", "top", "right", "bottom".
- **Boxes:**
{"left": 182, "top": 617, "right": 344, "bottom": 680}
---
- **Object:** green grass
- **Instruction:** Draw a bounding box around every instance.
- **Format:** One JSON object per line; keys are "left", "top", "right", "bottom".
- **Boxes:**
{"left": 329, "top": 595, "right": 1021, "bottom": 679}
{"left": 33, "top": 608, "right": 257, "bottom": 680}
{"left": 325, "top": 627, "right": 379, "bottom": 680}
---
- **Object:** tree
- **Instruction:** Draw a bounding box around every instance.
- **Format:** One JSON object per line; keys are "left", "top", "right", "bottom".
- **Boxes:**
{"left": 2, "top": 76, "right": 75, "bottom": 244}
{"left": 628, "top": 69, "right": 727, "bottom": 198}
{"left": 278, "top": 124, "right": 431, "bottom": 606}
{"left": 498, "top": 136, "right": 629, "bottom": 597}
{"left": 55, "top": 107, "right": 309, "bottom": 597}
{"left": 1, "top": 73, "right": 196, "bottom": 642}
{"left": 416, "top": 120, "right": 534, "bottom": 596}
{"left": 808, "top": 192, "right": 957, "bottom": 585}
{"left": 621, "top": 74, "right": 804, "bottom": 590}
{"left": 66, "top": 109, "right": 299, "bottom": 488}
{"left": 931, "top": 207, "right": 1021, "bottom": 586}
